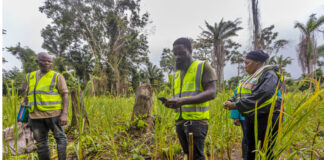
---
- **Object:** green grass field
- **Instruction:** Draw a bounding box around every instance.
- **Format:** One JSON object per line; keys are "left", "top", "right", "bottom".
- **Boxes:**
{"left": 3, "top": 81, "right": 324, "bottom": 160}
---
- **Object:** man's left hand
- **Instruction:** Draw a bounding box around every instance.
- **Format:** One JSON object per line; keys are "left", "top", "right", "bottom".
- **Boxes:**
{"left": 59, "top": 113, "right": 68, "bottom": 126}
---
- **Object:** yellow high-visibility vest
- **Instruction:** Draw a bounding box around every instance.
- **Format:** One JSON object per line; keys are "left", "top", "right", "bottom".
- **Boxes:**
{"left": 236, "top": 68, "right": 283, "bottom": 114}
{"left": 26, "top": 70, "right": 63, "bottom": 112}
{"left": 173, "top": 61, "right": 209, "bottom": 120}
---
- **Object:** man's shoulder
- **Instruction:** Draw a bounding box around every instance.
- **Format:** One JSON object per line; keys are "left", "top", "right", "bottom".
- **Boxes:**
{"left": 48, "top": 70, "right": 65, "bottom": 80}
{"left": 201, "top": 61, "right": 216, "bottom": 81}
{"left": 203, "top": 61, "right": 213, "bottom": 70}
{"left": 50, "top": 70, "right": 61, "bottom": 75}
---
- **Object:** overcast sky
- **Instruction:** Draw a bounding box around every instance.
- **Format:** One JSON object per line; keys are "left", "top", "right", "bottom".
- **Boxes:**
{"left": 2, "top": 0, "right": 324, "bottom": 79}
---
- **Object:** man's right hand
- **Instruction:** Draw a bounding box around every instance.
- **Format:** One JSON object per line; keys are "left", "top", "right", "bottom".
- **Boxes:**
{"left": 59, "top": 113, "right": 68, "bottom": 126}
{"left": 162, "top": 98, "right": 182, "bottom": 109}
{"left": 21, "top": 102, "right": 26, "bottom": 107}
{"left": 21, "top": 97, "right": 28, "bottom": 107}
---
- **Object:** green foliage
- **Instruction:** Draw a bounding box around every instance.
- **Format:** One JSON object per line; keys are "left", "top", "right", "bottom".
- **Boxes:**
{"left": 200, "top": 18, "right": 243, "bottom": 43}
{"left": 6, "top": 43, "right": 38, "bottom": 73}
{"left": 259, "top": 25, "right": 288, "bottom": 55}
{"left": 52, "top": 56, "right": 66, "bottom": 73}
{"left": 318, "top": 44, "right": 324, "bottom": 57}
{"left": 225, "top": 76, "right": 241, "bottom": 90}
{"left": 285, "top": 78, "right": 298, "bottom": 92}
{"left": 129, "top": 67, "right": 142, "bottom": 91}
{"left": 227, "top": 41, "right": 245, "bottom": 77}
{"left": 146, "top": 62, "right": 164, "bottom": 91}
{"left": 297, "top": 71, "right": 324, "bottom": 91}
{"left": 39, "top": 0, "right": 150, "bottom": 95}
{"left": 131, "top": 114, "right": 149, "bottom": 129}
{"left": 136, "top": 120, "right": 148, "bottom": 128}
{"left": 2, "top": 67, "right": 25, "bottom": 95}
{"left": 159, "top": 48, "right": 175, "bottom": 74}
{"left": 269, "top": 55, "right": 293, "bottom": 77}
{"left": 192, "top": 38, "right": 213, "bottom": 61}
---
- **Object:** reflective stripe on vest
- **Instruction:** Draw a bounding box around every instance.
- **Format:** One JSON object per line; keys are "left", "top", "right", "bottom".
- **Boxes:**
{"left": 236, "top": 68, "right": 282, "bottom": 114}
{"left": 26, "top": 70, "right": 63, "bottom": 112}
{"left": 173, "top": 61, "right": 209, "bottom": 120}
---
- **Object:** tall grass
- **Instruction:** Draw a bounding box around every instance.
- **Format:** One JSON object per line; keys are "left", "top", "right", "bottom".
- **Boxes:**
{"left": 2, "top": 80, "right": 324, "bottom": 159}
{"left": 3, "top": 81, "right": 38, "bottom": 160}
{"left": 2, "top": 81, "right": 19, "bottom": 158}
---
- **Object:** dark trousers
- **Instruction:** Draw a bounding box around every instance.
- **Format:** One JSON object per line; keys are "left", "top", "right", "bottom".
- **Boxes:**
{"left": 176, "top": 121, "right": 208, "bottom": 160}
{"left": 30, "top": 116, "right": 67, "bottom": 160}
{"left": 240, "top": 120, "right": 248, "bottom": 160}
{"left": 245, "top": 113, "right": 280, "bottom": 160}
{"left": 240, "top": 119, "right": 248, "bottom": 146}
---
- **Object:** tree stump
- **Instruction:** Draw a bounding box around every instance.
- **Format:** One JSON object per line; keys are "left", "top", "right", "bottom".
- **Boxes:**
{"left": 129, "top": 83, "right": 154, "bottom": 135}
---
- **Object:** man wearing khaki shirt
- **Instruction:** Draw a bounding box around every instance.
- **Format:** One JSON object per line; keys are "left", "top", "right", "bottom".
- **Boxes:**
{"left": 22, "top": 52, "right": 69, "bottom": 160}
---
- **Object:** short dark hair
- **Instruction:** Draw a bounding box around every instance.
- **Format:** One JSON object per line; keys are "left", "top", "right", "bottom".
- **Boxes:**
{"left": 173, "top": 37, "right": 192, "bottom": 53}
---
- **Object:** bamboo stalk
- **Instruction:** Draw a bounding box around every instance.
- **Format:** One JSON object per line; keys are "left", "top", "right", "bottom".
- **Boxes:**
{"left": 189, "top": 132, "right": 194, "bottom": 160}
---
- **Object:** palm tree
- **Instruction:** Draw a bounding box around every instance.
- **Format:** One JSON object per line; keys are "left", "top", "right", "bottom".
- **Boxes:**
{"left": 146, "top": 62, "right": 164, "bottom": 88}
{"left": 294, "top": 14, "right": 324, "bottom": 77}
{"left": 269, "top": 55, "right": 293, "bottom": 77}
{"left": 200, "top": 18, "right": 243, "bottom": 92}
{"left": 269, "top": 55, "right": 292, "bottom": 93}
{"left": 159, "top": 48, "right": 176, "bottom": 74}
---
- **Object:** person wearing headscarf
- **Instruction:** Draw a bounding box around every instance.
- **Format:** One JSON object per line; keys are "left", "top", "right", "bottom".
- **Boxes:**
{"left": 223, "top": 50, "right": 283, "bottom": 160}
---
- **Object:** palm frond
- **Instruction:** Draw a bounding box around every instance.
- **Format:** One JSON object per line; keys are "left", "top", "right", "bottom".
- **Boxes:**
{"left": 310, "top": 15, "right": 324, "bottom": 32}
{"left": 294, "top": 22, "right": 307, "bottom": 34}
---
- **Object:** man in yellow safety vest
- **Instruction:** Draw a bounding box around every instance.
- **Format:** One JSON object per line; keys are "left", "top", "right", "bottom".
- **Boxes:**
{"left": 22, "top": 52, "right": 69, "bottom": 160}
{"left": 162, "top": 37, "right": 216, "bottom": 160}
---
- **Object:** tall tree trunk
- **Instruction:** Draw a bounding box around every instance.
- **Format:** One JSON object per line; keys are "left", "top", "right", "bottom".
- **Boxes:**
{"left": 110, "top": 48, "right": 122, "bottom": 96}
{"left": 251, "top": 0, "right": 261, "bottom": 50}
{"left": 307, "top": 59, "right": 312, "bottom": 77}
{"left": 237, "top": 63, "right": 240, "bottom": 77}
{"left": 110, "top": 82, "right": 114, "bottom": 95}
{"left": 211, "top": 46, "right": 217, "bottom": 71}
{"left": 214, "top": 40, "right": 225, "bottom": 92}
{"left": 113, "top": 66, "right": 121, "bottom": 96}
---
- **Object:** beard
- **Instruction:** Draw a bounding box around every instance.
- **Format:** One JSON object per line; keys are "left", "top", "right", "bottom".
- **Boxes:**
{"left": 176, "top": 57, "right": 192, "bottom": 71}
